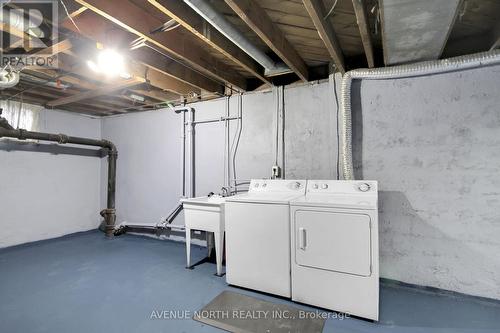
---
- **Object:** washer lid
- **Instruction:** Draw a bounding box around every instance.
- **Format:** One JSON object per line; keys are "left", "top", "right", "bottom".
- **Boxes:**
{"left": 290, "top": 194, "right": 377, "bottom": 210}
{"left": 226, "top": 192, "right": 305, "bottom": 204}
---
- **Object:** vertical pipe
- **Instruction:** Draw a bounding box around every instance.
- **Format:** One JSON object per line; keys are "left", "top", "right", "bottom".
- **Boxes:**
{"left": 181, "top": 110, "right": 186, "bottom": 198}
{"left": 104, "top": 145, "right": 117, "bottom": 237}
{"left": 189, "top": 108, "right": 195, "bottom": 197}
{"left": 225, "top": 96, "right": 230, "bottom": 188}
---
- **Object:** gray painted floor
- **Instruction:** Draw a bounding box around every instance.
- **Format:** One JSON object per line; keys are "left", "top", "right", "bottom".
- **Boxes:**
{"left": 1, "top": 231, "right": 499, "bottom": 333}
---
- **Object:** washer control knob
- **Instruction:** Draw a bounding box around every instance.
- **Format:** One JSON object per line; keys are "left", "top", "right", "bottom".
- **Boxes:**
{"left": 262, "top": 183, "right": 267, "bottom": 188}
{"left": 294, "top": 182, "right": 302, "bottom": 189}
{"left": 321, "top": 183, "right": 329, "bottom": 189}
{"left": 358, "top": 183, "right": 371, "bottom": 192}
{"left": 313, "top": 183, "right": 319, "bottom": 189}
{"left": 254, "top": 183, "right": 260, "bottom": 188}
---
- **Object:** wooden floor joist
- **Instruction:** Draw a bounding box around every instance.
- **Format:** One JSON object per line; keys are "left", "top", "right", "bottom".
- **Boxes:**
{"left": 73, "top": 0, "right": 248, "bottom": 91}
{"left": 46, "top": 77, "right": 144, "bottom": 107}
{"left": 351, "top": 0, "right": 375, "bottom": 68}
{"left": 302, "top": 0, "right": 345, "bottom": 73}
{"left": 147, "top": 0, "right": 271, "bottom": 86}
{"left": 61, "top": 11, "right": 224, "bottom": 94}
{"left": 224, "top": 0, "right": 309, "bottom": 81}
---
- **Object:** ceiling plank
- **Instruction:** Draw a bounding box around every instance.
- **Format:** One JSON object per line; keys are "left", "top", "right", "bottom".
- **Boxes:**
{"left": 147, "top": 0, "right": 271, "bottom": 86}
{"left": 224, "top": 0, "right": 309, "bottom": 81}
{"left": 302, "top": 0, "right": 345, "bottom": 73}
{"left": 73, "top": 0, "right": 247, "bottom": 91}
{"left": 46, "top": 77, "right": 144, "bottom": 107}
{"left": 351, "top": 0, "right": 375, "bottom": 68}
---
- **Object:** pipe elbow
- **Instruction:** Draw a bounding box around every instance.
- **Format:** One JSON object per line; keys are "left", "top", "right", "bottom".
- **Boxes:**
{"left": 102, "top": 140, "right": 117, "bottom": 155}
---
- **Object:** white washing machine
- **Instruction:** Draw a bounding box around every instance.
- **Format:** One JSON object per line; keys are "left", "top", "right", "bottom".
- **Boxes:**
{"left": 290, "top": 180, "right": 379, "bottom": 321}
{"left": 225, "top": 179, "right": 306, "bottom": 297}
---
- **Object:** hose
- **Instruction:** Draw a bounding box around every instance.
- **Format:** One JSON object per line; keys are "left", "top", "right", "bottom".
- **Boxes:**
{"left": 339, "top": 50, "right": 500, "bottom": 180}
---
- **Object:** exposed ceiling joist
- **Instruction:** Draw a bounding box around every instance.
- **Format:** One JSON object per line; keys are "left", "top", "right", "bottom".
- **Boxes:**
{"left": 32, "top": 39, "right": 74, "bottom": 56}
{"left": 46, "top": 77, "right": 144, "bottom": 107}
{"left": 73, "top": 0, "right": 248, "bottom": 91}
{"left": 62, "top": 12, "right": 224, "bottom": 94}
{"left": 302, "top": 0, "right": 346, "bottom": 73}
{"left": 351, "top": 0, "right": 375, "bottom": 68}
{"left": 381, "top": 0, "right": 462, "bottom": 65}
{"left": 147, "top": 0, "right": 272, "bottom": 86}
{"left": 224, "top": 0, "right": 309, "bottom": 81}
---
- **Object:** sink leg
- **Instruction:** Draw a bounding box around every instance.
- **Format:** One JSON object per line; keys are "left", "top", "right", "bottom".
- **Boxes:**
{"left": 185, "top": 228, "right": 191, "bottom": 269}
{"left": 214, "top": 231, "right": 223, "bottom": 276}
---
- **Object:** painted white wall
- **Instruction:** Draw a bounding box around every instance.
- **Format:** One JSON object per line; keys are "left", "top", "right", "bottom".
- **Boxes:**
{"left": 102, "top": 80, "right": 336, "bottom": 229}
{"left": 352, "top": 64, "right": 500, "bottom": 300}
{"left": 0, "top": 109, "right": 102, "bottom": 248}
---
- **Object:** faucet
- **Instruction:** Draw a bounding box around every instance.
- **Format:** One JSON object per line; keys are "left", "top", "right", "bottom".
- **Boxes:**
{"left": 220, "top": 186, "right": 230, "bottom": 197}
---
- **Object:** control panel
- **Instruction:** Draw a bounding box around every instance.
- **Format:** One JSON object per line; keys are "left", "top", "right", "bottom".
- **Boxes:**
{"left": 249, "top": 179, "right": 306, "bottom": 193}
{"left": 306, "top": 180, "right": 378, "bottom": 194}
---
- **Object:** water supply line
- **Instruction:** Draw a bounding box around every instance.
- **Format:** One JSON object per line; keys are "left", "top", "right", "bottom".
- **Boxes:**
{"left": 182, "top": 0, "right": 291, "bottom": 76}
{"left": 0, "top": 119, "right": 118, "bottom": 237}
{"left": 339, "top": 50, "right": 500, "bottom": 180}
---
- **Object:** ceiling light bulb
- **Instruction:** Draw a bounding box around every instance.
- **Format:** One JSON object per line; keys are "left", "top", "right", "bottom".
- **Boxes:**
{"left": 95, "top": 49, "right": 126, "bottom": 77}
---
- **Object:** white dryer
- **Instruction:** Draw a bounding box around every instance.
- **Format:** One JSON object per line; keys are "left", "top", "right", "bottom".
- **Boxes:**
{"left": 290, "top": 180, "right": 379, "bottom": 321}
{"left": 225, "top": 179, "right": 306, "bottom": 297}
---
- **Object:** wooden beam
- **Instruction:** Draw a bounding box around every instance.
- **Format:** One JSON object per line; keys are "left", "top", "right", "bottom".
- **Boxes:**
{"left": 224, "top": 0, "right": 309, "bottom": 81}
{"left": 351, "top": 0, "right": 375, "bottom": 68}
{"left": 57, "top": 50, "right": 197, "bottom": 96}
{"left": 73, "top": 0, "right": 247, "bottom": 91}
{"left": 147, "top": 0, "right": 271, "bottom": 86}
{"left": 32, "top": 39, "right": 74, "bottom": 56}
{"left": 46, "top": 77, "right": 144, "bottom": 107}
{"left": 302, "top": 0, "right": 345, "bottom": 73}
{"left": 62, "top": 10, "right": 223, "bottom": 94}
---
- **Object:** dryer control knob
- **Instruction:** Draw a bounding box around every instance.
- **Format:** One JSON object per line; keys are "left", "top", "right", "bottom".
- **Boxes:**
{"left": 321, "top": 183, "right": 329, "bottom": 189}
{"left": 313, "top": 184, "right": 319, "bottom": 189}
{"left": 254, "top": 183, "right": 260, "bottom": 188}
{"left": 294, "top": 182, "right": 301, "bottom": 189}
{"left": 262, "top": 183, "right": 267, "bottom": 188}
{"left": 358, "top": 183, "right": 371, "bottom": 192}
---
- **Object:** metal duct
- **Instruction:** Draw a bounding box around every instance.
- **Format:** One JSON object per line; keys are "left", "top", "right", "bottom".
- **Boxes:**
{"left": 339, "top": 50, "right": 500, "bottom": 180}
{"left": 0, "top": 123, "right": 118, "bottom": 237}
{"left": 182, "top": 0, "right": 291, "bottom": 76}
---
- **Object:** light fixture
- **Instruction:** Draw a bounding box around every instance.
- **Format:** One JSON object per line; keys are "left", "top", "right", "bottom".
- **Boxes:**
{"left": 87, "top": 49, "right": 129, "bottom": 78}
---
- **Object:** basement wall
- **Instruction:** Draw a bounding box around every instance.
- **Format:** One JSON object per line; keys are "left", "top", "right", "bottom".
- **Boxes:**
{"left": 100, "top": 80, "right": 336, "bottom": 225}
{"left": 351, "top": 64, "right": 500, "bottom": 300}
{"left": 0, "top": 110, "right": 102, "bottom": 248}
{"left": 102, "top": 64, "right": 499, "bottom": 300}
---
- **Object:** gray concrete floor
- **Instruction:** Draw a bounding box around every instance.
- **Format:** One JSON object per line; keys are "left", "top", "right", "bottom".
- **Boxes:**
{"left": 1, "top": 230, "right": 499, "bottom": 333}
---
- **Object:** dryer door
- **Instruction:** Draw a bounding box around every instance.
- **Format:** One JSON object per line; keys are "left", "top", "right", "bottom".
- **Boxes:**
{"left": 294, "top": 210, "right": 372, "bottom": 276}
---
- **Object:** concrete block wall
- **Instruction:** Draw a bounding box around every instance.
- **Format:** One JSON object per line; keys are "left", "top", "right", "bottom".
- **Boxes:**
{"left": 351, "top": 65, "right": 500, "bottom": 300}
{"left": 0, "top": 110, "right": 102, "bottom": 248}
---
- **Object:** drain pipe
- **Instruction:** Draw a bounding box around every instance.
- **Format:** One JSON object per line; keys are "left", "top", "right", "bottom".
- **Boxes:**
{"left": 0, "top": 123, "right": 118, "bottom": 237}
{"left": 339, "top": 50, "right": 500, "bottom": 180}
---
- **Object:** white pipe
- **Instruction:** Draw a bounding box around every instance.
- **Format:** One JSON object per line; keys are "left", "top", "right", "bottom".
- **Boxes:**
{"left": 187, "top": 108, "right": 195, "bottom": 197}
{"left": 180, "top": 110, "right": 186, "bottom": 198}
{"left": 182, "top": 0, "right": 290, "bottom": 76}
{"left": 339, "top": 50, "right": 500, "bottom": 180}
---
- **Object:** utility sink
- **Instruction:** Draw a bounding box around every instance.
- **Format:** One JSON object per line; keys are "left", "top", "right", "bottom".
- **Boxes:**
{"left": 181, "top": 195, "right": 225, "bottom": 276}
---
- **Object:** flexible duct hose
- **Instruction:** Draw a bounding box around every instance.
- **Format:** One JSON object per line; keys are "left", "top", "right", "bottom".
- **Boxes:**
{"left": 340, "top": 50, "right": 500, "bottom": 180}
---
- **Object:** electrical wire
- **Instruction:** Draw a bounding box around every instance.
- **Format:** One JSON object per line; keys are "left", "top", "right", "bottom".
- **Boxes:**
{"left": 60, "top": 0, "right": 81, "bottom": 33}
{"left": 332, "top": 74, "right": 340, "bottom": 180}
{"left": 230, "top": 93, "right": 243, "bottom": 190}
{"left": 324, "top": 0, "right": 339, "bottom": 20}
